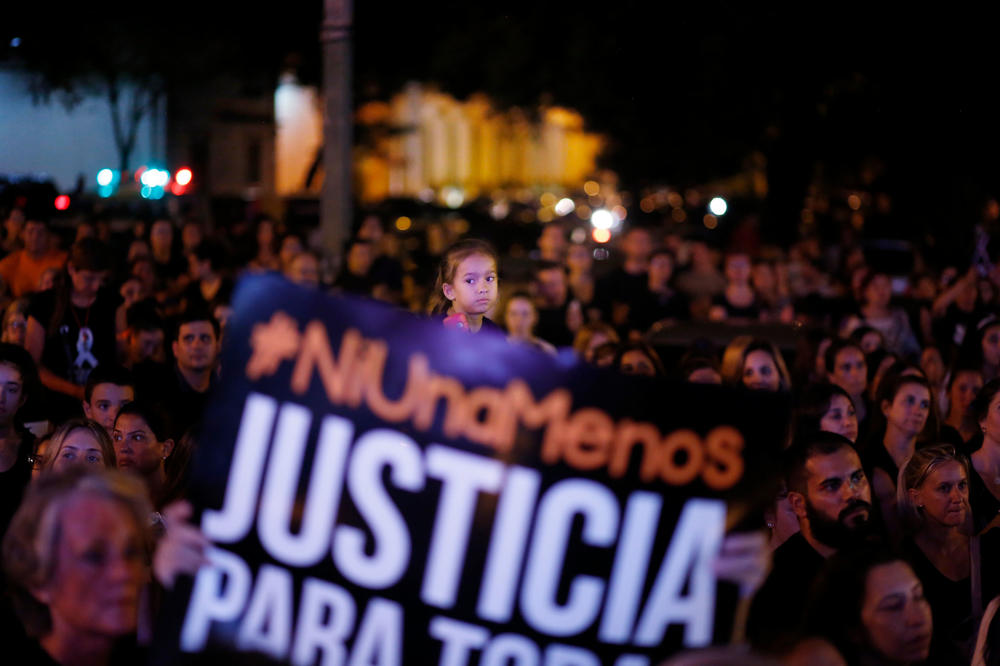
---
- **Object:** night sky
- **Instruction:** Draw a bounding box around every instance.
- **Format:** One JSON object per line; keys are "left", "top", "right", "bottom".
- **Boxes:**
{"left": 6, "top": 3, "right": 1000, "bottom": 248}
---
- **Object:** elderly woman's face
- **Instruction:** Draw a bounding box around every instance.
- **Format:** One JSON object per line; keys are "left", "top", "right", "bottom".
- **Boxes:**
{"left": 37, "top": 494, "right": 144, "bottom": 638}
{"left": 860, "top": 561, "right": 932, "bottom": 663}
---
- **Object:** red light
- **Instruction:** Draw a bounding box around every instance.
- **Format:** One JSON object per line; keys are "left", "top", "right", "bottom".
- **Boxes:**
{"left": 134, "top": 166, "right": 146, "bottom": 184}
{"left": 175, "top": 167, "right": 193, "bottom": 186}
{"left": 170, "top": 182, "right": 187, "bottom": 196}
{"left": 54, "top": 195, "right": 70, "bottom": 211}
{"left": 592, "top": 228, "right": 611, "bottom": 243}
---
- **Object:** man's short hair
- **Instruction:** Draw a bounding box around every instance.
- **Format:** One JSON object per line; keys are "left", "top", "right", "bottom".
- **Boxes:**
{"left": 533, "top": 259, "right": 567, "bottom": 279}
{"left": 191, "top": 240, "right": 227, "bottom": 272}
{"left": 173, "top": 307, "right": 220, "bottom": 342}
{"left": 784, "top": 432, "right": 857, "bottom": 496}
{"left": 125, "top": 301, "right": 164, "bottom": 333}
{"left": 824, "top": 339, "right": 865, "bottom": 374}
{"left": 69, "top": 237, "right": 110, "bottom": 272}
{"left": 83, "top": 364, "right": 135, "bottom": 403}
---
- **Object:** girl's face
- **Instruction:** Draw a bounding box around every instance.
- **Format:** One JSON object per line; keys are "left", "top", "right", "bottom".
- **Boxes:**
{"left": 982, "top": 324, "right": 1000, "bottom": 367}
{"left": 820, "top": 394, "right": 859, "bottom": 442}
{"left": 443, "top": 253, "right": 498, "bottom": 316}
{"left": 860, "top": 562, "right": 932, "bottom": 663}
{"left": 743, "top": 349, "right": 781, "bottom": 391}
{"left": 51, "top": 428, "right": 105, "bottom": 473}
{"left": 910, "top": 461, "right": 968, "bottom": 528}
{"left": 949, "top": 370, "right": 983, "bottom": 417}
{"left": 505, "top": 297, "right": 536, "bottom": 338}
{"left": 883, "top": 383, "right": 931, "bottom": 438}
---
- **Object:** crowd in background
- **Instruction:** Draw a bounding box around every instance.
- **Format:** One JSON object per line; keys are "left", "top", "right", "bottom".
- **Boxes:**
{"left": 2, "top": 200, "right": 1000, "bottom": 664}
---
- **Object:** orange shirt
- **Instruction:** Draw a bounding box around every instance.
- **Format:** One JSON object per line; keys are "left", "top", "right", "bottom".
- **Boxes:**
{"left": 0, "top": 249, "right": 68, "bottom": 298}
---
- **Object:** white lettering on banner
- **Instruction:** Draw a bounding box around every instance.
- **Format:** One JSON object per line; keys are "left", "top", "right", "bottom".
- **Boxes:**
{"left": 477, "top": 466, "right": 541, "bottom": 622}
{"left": 290, "top": 578, "right": 355, "bottom": 666}
{"left": 421, "top": 445, "right": 505, "bottom": 608}
{"left": 633, "top": 498, "right": 725, "bottom": 647}
{"left": 182, "top": 546, "right": 403, "bottom": 665}
{"left": 521, "top": 479, "right": 619, "bottom": 636}
{"left": 599, "top": 492, "right": 663, "bottom": 642}
{"left": 429, "top": 616, "right": 489, "bottom": 666}
{"left": 347, "top": 598, "right": 403, "bottom": 666}
{"left": 181, "top": 547, "right": 252, "bottom": 651}
{"left": 201, "top": 394, "right": 276, "bottom": 542}
{"left": 481, "top": 634, "right": 540, "bottom": 666}
{"left": 430, "top": 617, "right": 651, "bottom": 666}
{"left": 544, "top": 644, "right": 600, "bottom": 666}
{"left": 236, "top": 564, "right": 293, "bottom": 658}
{"left": 259, "top": 406, "right": 353, "bottom": 567}
{"left": 333, "top": 429, "right": 424, "bottom": 589}
{"left": 184, "top": 394, "right": 731, "bottom": 658}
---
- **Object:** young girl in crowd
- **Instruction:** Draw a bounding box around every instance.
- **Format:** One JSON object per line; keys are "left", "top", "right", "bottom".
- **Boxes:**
{"left": 431, "top": 239, "right": 502, "bottom": 334}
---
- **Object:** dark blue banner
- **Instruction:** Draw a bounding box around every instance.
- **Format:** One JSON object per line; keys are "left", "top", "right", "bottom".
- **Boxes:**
{"left": 154, "top": 274, "right": 788, "bottom": 665}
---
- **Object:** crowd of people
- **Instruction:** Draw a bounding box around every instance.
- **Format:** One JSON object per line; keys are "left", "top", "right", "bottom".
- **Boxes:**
{"left": 2, "top": 201, "right": 1000, "bottom": 664}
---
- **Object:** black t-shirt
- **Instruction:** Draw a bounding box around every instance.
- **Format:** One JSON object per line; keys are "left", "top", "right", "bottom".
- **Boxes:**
{"left": 27, "top": 288, "right": 120, "bottom": 385}
{"left": 627, "top": 287, "right": 690, "bottom": 332}
{"left": 134, "top": 362, "right": 215, "bottom": 441}
{"left": 595, "top": 268, "right": 648, "bottom": 320}
{"left": 711, "top": 292, "right": 761, "bottom": 321}
{"left": 180, "top": 277, "right": 234, "bottom": 314}
{"left": 902, "top": 530, "right": 1000, "bottom": 664}
{"left": 534, "top": 303, "right": 574, "bottom": 348}
{"left": 969, "top": 465, "right": 1000, "bottom": 534}
{"left": 0, "top": 431, "right": 33, "bottom": 541}
{"left": 747, "top": 532, "right": 827, "bottom": 650}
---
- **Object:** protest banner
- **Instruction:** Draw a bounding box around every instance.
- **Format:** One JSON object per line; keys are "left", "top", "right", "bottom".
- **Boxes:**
{"left": 154, "top": 274, "right": 788, "bottom": 665}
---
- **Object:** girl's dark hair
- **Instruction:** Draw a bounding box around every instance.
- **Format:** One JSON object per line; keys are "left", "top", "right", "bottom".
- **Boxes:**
{"left": 114, "top": 400, "right": 173, "bottom": 444}
{"left": 678, "top": 350, "right": 720, "bottom": 381}
{"left": 957, "top": 314, "right": 1000, "bottom": 372}
{"left": 428, "top": 238, "right": 499, "bottom": 315}
{"left": 865, "top": 348, "right": 898, "bottom": 391}
{"left": 613, "top": 341, "right": 666, "bottom": 377}
{"left": 970, "top": 377, "right": 1000, "bottom": 424}
{"left": 857, "top": 270, "right": 889, "bottom": 305}
{"left": 865, "top": 373, "right": 937, "bottom": 449}
{"left": 0, "top": 343, "right": 40, "bottom": 425}
{"left": 849, "top": 325, "right": 884, "bottom": 349}
{"left": 720, "top": 336, "right": 792, "bottom": 391}
{"left": 793, "top": 382, "right": 856, "bottom": 442}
